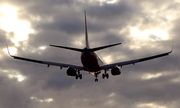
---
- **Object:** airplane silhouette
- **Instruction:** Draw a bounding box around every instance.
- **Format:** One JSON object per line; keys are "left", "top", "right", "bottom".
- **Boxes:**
{"left": 7, "top": 11, "right": 172, "bottom": 82}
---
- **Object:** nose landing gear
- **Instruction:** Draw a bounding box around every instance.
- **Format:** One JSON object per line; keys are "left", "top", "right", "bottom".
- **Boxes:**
{"left": 95, "top": 78, "right": 98, "bottom": 82}
{"left": 94, "top": 72, "right": 98, "bottom": 82}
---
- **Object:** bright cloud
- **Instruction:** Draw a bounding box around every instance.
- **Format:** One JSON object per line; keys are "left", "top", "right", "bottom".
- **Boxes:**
{"left": 102, "top": 55, "right": 113, "bottom": 64}
{"left": 106, "top": 0, "right": 118, "bottom": 4}
{"left": 1, "top": 69, "right": 27, "bottom": 82}
{"left": 137, "top": 102, "right": 167, "bottom": 108}
{"left": 141, "top": 73, "right": 162, "bottom": 80}
{"left": 39, "top": 46, "right": 47, "bottom": 50}
{"left": 130, "top": 27, "right": 169, "bottom": 41}
{"left": 3, "top": 47, "right": 17, "bottom": 55}
{"left": 30, "top": 97, "right": 54, "bottom": 103}
{"left": 0, "top": 5, "right": 34, "bottom": 46}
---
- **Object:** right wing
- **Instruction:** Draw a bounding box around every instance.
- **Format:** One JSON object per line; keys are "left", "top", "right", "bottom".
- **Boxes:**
{"left": 101, "top": 50, "right": 172, "bottom": 70}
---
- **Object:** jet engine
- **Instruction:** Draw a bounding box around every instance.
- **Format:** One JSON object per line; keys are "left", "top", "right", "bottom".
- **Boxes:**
{"left": 66, "top": 67, "right": 77, "bottom": 76}
{"left": 111, "top": 66, "right": 121, "bottom": 76}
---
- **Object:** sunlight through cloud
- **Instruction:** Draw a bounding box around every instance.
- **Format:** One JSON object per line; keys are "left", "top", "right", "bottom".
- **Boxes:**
{"left": 103, "top": 55, "right": 113, "bottom": 64}
{"left": 2, "top": 69, "right": 27, "bottom": 82}
{"left": 3, "top": 47, "right": 17, "bottom": 55}
{"left": 137, "top": 102, "right": 167, "bottom": 108}
{"left": 73, "top": 36, "right": 84, "bottom": 47}
{"left": 30, "top": 97, "right": 54, "bottom": 103}
{"left": 130, "top": 27, "right": 168, "bottom": 41}
{"left": 0, "top": 5, "right": 34, "bottom": 46}
{"left": 106, "top": 0, "right": 117, "bottom": 4}
{"left": 141, "top": 73, "right": 162, "bottom": 80}
{"left": 97, "top": 0, "right": 118, "bottom": 6}
{"left": 39, "top": 46, "right": 47, "bottom": 50}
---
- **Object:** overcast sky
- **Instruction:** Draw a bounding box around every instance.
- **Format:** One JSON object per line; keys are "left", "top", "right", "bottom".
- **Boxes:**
{"left": 0, "top": 0, "right": 180, "bottom": 108}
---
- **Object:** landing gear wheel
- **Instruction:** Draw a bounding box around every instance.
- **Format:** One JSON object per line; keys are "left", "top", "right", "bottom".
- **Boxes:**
{"left": 75, "top": 73, "right": 82, "bottom": 80}
{"left": 95, "top": 78, "right": 98, "bottom": 82}
{"left": 106, "top": 73, "right": 109, "bottom": 79}
{"left": 75, "top": 74, "right": 78, "bottom": 79}
{"left": 79, "top": 74, "right": 82, "bottom": 79}
{"left": 102, "top": 74, "right": 105, "bottom": 79}
{"left": 102, "top": 73, "right": 109, "bottom": 79}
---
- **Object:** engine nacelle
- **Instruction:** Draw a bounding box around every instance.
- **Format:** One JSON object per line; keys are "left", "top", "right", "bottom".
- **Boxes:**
{"left": 111, "top": 66, "right": 121, "bottom": 76}
{"left": 66, "top": 67, "right": 77, "bottom": 77}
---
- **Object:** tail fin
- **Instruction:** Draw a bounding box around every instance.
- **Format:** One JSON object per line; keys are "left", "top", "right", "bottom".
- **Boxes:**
{"left": 84, "top": 10, "right": 89, "bottom": 48}
{"left": 49, "top": 11, "right": 122, "bottom": 53}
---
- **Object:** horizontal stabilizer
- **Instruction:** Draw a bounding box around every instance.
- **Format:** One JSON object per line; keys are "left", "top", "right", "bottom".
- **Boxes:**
{"left": 49, "top": 44, "right": 83, "bottom": 52}
{"left": 89, "top": 42, "right": 121, "bottom": 52}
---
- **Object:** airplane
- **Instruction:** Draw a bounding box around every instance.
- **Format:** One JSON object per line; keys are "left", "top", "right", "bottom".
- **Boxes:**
{"left": 7, "top": 10, "right": 172, "bottom": 82}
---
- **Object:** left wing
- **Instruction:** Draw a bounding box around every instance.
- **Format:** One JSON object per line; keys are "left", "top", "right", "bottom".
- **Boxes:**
{"left": 10, "top": 55, "right": 83, "bottom": 70}
{"left": 6, "top": 44, "right": 83, "bottom": 70}
{"left": 101, "top": 50, "right": 172, "bottom": 70}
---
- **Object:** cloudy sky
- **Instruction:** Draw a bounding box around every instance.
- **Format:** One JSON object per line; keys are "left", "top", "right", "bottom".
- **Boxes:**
{"left": 0, "top": 0, "right": 180, "bottom": 108}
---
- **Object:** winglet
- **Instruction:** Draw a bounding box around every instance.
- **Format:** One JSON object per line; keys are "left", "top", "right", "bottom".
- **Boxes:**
{"left": 6, "top": 43, "right": 12, "bottom": 56}
{"left": 170, "top": 40, "right": 174, "bottom": 53}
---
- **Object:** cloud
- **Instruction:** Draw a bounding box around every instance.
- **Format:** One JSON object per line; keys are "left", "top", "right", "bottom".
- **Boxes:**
{"left": 0, "top": 0, "right": 180, "bottom": 108}
{"left": 0, "top": 73, "right": 32, "bottom": 108}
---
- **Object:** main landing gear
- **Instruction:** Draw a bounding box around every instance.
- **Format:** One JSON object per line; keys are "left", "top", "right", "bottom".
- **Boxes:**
{"left": 75, "top": 70, "right": 109, "bottom": 82}
{"left": 102, "top": 70, "right": 109, "bottom": 79}
{"left": 75, "top": 70, "right": 82, "bottom": 79}
{"left": 94, "top": 70, "right": 109, "bottom": 82}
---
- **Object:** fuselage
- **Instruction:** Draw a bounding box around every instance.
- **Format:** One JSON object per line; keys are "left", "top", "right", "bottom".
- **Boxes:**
{"left": 81, "top": 47, "right": 101, "bottom": 72}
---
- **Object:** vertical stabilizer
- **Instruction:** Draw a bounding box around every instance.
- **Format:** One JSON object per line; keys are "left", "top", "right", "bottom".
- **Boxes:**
{"left": 84, "top": 10, "right": 90, "bottom": 48}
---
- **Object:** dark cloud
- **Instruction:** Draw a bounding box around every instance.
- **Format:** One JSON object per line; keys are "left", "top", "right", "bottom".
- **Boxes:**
{"left": 0, "top": 74, "right": 32, "bottom": 108}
